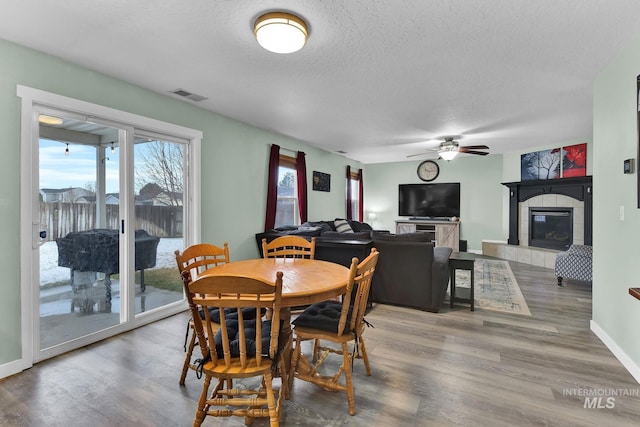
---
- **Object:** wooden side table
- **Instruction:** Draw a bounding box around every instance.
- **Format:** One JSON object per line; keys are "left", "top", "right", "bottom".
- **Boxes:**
{"left": 449, "top": 251, "right": 476, "bottom": 311}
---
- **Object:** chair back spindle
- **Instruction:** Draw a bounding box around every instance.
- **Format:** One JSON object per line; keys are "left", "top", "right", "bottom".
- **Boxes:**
{"left": 262, "top": 236, "right": 316, "bottom": 259}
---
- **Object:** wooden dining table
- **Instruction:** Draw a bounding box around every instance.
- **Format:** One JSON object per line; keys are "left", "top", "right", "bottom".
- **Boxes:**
{"left": 199, "top": 257, "right": 351, "bottom": 393}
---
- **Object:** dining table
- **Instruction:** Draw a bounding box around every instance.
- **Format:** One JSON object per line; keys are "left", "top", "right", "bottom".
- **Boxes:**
{"left": 199, "top": 257, "right": 351, "bottom": 394}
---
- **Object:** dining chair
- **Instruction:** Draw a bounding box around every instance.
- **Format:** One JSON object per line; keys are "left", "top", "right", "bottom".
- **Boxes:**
{"left": 262, "top": 235, "right": 319, "bottom": 357}
{"left": 262, "top": 235, "right": 316, "bottom": 259}
{"left": 186, "top": 270, "right": 286, "bottom": 427}
{"left": 290, "top": 247, "right": 379, "bottom": 416}
{"left": 175, "top": 243, "right": 231, "bottom": 385}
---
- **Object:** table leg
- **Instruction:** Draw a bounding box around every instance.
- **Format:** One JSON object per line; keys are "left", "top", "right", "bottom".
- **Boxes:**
{"left": 470, "top": 266, "right": 474, "bottom": 311}
{"left": 268, "top": 307, "right": 293, "bottom": 399}
{"left": 450, "top": 266, "right": 456, "bottom": 308}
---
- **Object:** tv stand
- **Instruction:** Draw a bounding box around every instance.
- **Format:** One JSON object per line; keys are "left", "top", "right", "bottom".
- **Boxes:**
{"left": 396, "top": 219, "right": 460, "bottom": 251}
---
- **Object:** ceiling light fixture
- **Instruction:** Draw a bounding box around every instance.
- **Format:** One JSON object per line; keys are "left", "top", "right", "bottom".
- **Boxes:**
{"left": 254, "top": 11, "right": 308, "bottom": 54}
{"left": 438, "top": 146, "right": 458, "bottom": 161}
{"left": 64, "top": 143, "right": 70, "bottom": 156}
{"left": 39, "top": 114, "right": 64, "bottom": 125}
{"left": 110, "top": 141, "right": 115, "bottom": 153}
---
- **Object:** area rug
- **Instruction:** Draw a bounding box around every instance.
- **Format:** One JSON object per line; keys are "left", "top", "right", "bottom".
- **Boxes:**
{"left": 452, "top": 259, "right": 531, "bottom": 316}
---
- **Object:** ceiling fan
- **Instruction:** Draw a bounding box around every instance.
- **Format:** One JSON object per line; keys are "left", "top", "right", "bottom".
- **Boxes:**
{"left": 408, "top": 136, "right": 490, "bottom": 161}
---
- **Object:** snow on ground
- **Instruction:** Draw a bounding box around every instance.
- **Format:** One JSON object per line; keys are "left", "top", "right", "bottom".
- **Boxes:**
{"left": 39, "top": 238, "right": 183, "bottom": 285}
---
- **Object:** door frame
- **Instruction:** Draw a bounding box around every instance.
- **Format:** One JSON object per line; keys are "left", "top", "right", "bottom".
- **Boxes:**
{"left": 17, "top": 85, "right": 202, "bottom": 369}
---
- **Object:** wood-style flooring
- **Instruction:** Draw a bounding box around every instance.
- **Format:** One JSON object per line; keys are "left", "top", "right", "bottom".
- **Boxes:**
{"left": 1, "top": 257, "right": 639, "bottom": 426}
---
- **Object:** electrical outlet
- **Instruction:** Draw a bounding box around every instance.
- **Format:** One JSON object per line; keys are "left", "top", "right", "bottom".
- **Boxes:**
{"left": 619, "top": 205, "right": 625, "bottom": 221}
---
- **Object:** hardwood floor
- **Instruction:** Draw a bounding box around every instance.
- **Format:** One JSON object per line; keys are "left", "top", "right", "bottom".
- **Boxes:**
{"left": 1, "top": 257, "right": 639, "bottom": 426}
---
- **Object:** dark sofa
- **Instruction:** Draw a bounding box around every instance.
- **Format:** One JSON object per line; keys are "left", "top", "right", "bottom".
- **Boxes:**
{"left": 256, "top": 221, "right": 453, "bottom": 313}
{"left": 370, "top": 231, "right": 452, "bottom": 313}
{"left": 255, "top": 219, "right": 377, "bottom": 266}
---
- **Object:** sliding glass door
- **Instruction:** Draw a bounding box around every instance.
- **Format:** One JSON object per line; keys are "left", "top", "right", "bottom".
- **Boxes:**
{"left": 28, "top": 101, "right": 196, "bottom": 362}
{"left": 38, "top": 115, "right": 123, "bottom": 350}
{"left": 132, "top": 134, "right": 186, "bottom": 315}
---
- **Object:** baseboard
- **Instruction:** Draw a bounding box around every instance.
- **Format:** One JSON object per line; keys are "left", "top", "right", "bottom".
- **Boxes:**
{"left": 0, "top": 358, "right": 30, "bottom": 380}
{"left": 590, "top": 320, "right": 640, "bottom": 384}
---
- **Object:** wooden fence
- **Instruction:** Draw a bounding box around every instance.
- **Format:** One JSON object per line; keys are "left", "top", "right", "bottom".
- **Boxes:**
{"left": 39, "top": 202, "right": 183, "bottom": 241}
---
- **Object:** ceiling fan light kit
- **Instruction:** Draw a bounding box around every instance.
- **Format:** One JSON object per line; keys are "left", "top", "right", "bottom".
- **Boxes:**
{"left": 254, "top": 11, "right": 308, "bottom": 54}
{"left": 408, "top": 136, "right": 490, "bottom": 160}
{"left": 439, "top": 145, "right": 459, "bottom": 161}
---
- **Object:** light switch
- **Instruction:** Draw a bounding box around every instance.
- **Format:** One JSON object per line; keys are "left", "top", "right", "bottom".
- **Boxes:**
{"left": 619, "top": 205, "right": 625, "bottom": 221}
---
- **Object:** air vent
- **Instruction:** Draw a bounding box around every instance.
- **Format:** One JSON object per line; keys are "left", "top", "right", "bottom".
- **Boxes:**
{"left": 170, "top": 88, "right": 207, "bottom": 102}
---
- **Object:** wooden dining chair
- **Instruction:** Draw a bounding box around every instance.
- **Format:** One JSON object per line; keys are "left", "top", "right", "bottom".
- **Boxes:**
{"left": 175, "top": 243, "right": 230, "bottom": 385}
{"left": 290, "top": 247, "right": 379, "bottom": 416}
{"left": 186, "top": 271, "right": 286, "bottom": 427}
{"left": 262, "top": 236, "right": 316, "bottom": 259}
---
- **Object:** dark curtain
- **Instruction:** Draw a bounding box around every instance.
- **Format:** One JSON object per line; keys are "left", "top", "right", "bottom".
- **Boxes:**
{"left": 358, "top": 168, "right": 364, "bottom": 222}
{"left": 264, "top": 144, "right": 280, "bottom": 232}
{"left": 346, "top": 165, "right": 353, "bottom": 219}
{"left": 296, "top": 151, "right": 308, "bottom": 223}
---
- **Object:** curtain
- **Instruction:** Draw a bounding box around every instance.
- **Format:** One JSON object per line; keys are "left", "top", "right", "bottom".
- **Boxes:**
{"left": 296, "top": 151, "right": 308, "bottom": 223}
{"left": 346, "top": 165, "right": 353, "bottom": 219}
{"left": 264, "top": 144, "right": 280, "bottom": 232}
{"left": 358, "top": 168, "right": 364, "bottom": 222}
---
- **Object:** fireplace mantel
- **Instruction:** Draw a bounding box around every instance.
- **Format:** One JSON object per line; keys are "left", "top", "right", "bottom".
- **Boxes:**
{"left": 502, "top": 176, "right": 592, "bottom": 246}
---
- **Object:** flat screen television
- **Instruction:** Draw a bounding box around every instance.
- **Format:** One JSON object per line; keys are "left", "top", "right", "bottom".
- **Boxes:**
{"left": 398, "top": 183, "right": 460, "bottom": 218}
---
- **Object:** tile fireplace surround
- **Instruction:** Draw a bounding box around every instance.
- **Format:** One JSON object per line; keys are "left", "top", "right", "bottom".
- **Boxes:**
{"left": 488, "top": 176, "right": 593, "bottom": 268}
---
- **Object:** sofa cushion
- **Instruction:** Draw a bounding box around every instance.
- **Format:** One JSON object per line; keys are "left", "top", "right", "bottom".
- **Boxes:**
{"left": 371, "top": 231, "right": 431, "bottom": 242}
{"left": 320, "top": 230, "right": 371, "bottom": 240}
{"left": 348, "top": 220, "right": 373, "bottom": 232}
{"left": 292, "top": 300, "right": 352, "bottom": 333}
{"left": 271, "top": 227, "right": 322, "bottom": 237}
{"left": 302, "top": 221, "right": 334, "bottom": 232}
{"left": 334, "top": 219, "right": 354, "bottom": 233}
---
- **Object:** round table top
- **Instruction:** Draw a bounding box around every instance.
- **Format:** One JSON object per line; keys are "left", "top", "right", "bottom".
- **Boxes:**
{"left": 200, "top": 258, "right": 350, "bottom": 308}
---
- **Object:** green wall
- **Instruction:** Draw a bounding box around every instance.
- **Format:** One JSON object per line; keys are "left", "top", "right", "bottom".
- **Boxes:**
{"left": 3, "top": 31, "right": 638, "bottom": 380}
{"left": 593, "top": 36, "right": 640, "bottom": 373}
{"left": 0, "top": 38, "right": 360, "bottom": 367}
{"left": 365, "top": 154, "right": 505, "bottom": 251}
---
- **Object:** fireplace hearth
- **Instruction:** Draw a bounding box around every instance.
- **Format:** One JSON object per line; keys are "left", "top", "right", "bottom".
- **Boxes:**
{"left": 528, "top": 207, "right": 573, "bottom": 250}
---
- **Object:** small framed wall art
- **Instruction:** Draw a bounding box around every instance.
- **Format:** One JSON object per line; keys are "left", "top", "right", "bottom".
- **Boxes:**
{"left": 312, "top": 171, "right": 331, "bottom": 192}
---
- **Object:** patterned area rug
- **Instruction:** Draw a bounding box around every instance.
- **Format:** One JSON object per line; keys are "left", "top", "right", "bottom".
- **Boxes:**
{"left": 453, "top": 259, "right": 531, "bottom": 315}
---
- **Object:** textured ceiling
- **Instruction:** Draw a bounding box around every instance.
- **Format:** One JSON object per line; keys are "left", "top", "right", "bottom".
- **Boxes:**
{"left": 2, "top": 1, "right": 640, "bottom": 163}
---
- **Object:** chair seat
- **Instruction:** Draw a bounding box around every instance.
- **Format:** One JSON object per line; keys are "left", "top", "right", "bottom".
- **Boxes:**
{"left": 213, "top": 319, "right": 276, "bottom": 358}
{"left": 292, "top": 300, "right": 353, "bottom": 334}
{"left": 200, "top": 306, "right": 264, "bottom": 322}
{"left": 203, "top": 358, "right": 276, "bottom": 377}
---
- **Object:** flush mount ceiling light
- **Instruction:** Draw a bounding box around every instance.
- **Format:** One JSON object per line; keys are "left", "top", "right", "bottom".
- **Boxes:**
{"left": 39, "top": 114, "right": 63, "bottom": 125}
{"left": 254, "top": 11, "right": 308, "bottom": 54}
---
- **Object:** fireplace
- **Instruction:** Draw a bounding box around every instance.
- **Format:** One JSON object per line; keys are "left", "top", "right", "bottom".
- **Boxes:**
{"left": 528, "top": 207, "right": 573, "bottom": 250}
{"left": 502, "top": 176, "right": 592, "bottom": 247}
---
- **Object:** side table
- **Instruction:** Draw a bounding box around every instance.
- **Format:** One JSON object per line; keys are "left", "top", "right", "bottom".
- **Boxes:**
{"left": 449, "top": 251, "right": 476, "bottom": 311}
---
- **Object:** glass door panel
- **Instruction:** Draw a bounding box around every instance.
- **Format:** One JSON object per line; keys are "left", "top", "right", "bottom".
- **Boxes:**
{"left": 38, "top": 117, "right": 122, "bottom": 350}
{"left": 132, "top": 137, "right": 185, "bottom": 315}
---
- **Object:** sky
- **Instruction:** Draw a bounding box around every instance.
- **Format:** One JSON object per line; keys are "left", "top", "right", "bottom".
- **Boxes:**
{"left": 39, "top": 139, "right": 121, "bottom": 193}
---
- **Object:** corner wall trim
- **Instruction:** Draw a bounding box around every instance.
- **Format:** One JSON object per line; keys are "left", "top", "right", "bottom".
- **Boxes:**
{"left": 590, "top": 320, "right": 640, "bottom": 385}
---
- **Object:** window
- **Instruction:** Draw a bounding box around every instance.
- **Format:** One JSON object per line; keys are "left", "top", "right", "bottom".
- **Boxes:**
{"left": 347, "top": 168, "right": 363, "bottom": 221}
{"left": 349, "top": 172, "right": 359, "bottom": 220}
{"left": 275, "top": 155, "right": 299, "bottom": 227}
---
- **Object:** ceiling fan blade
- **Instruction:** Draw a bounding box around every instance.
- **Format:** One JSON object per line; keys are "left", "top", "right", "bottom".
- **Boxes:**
{"left": 406, "top": 152, "right": 429, "bottom": 158}
{"left": 458, "top": 149, "right": 489, "bottom": 156}
{"left": 461, "top": 145, "right": 489, "bottom": 150}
